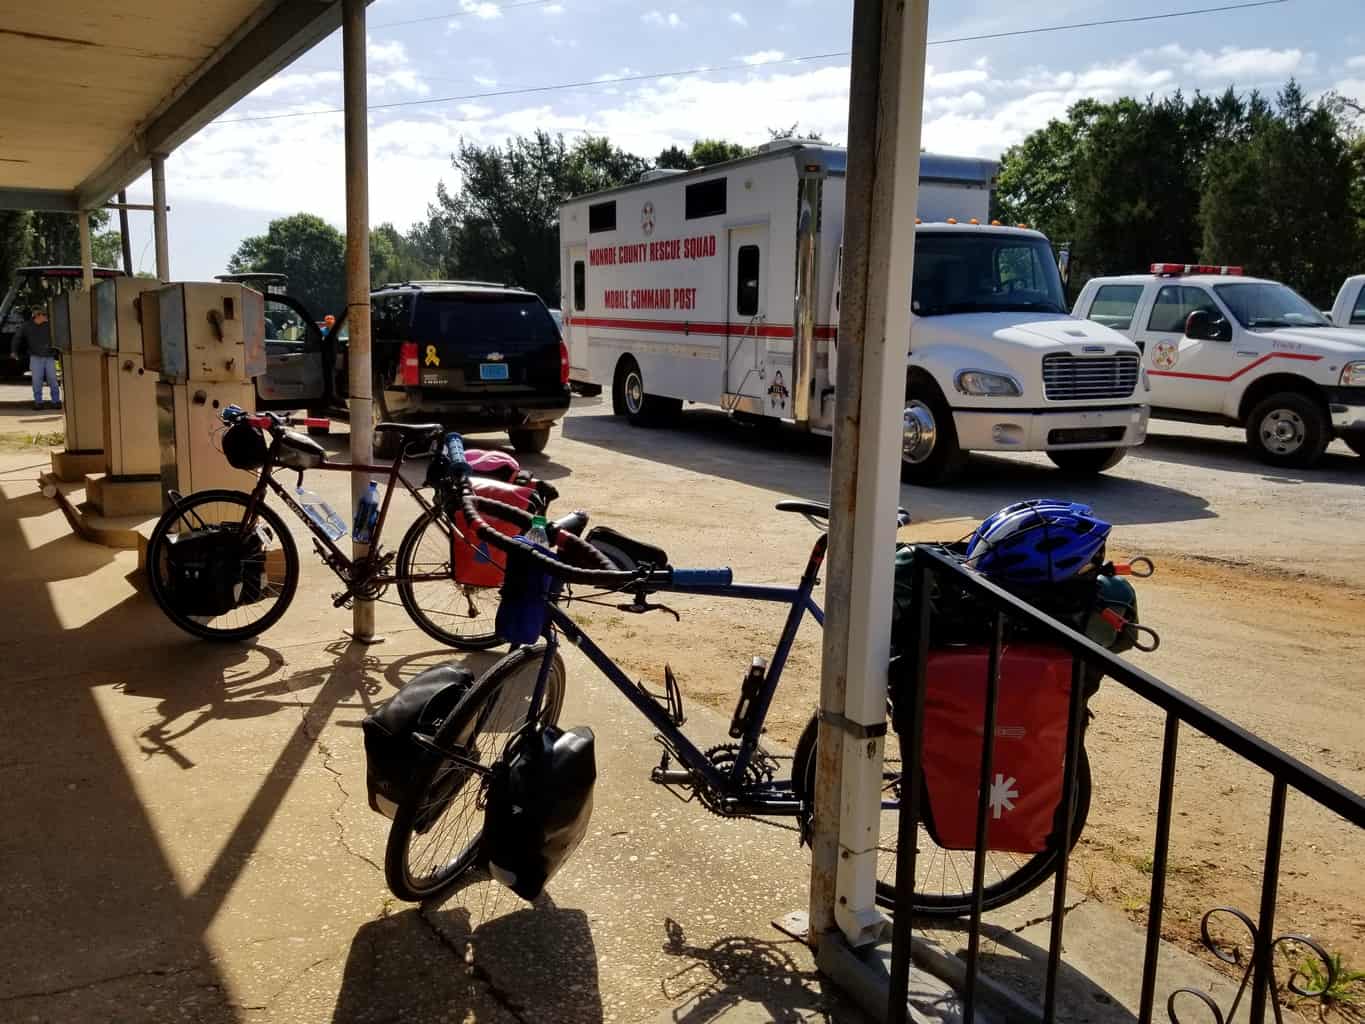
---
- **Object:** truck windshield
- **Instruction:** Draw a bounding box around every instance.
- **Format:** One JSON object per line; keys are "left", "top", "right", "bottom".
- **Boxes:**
{"left": 912, "top": 233, "right": 1067, "bottom": 317}
{"left": 1212, "top": 282, "right": 1331, "bottom": 329}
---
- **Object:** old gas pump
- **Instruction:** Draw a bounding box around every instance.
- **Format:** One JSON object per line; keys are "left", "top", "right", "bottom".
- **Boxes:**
{"left": 47, "top": 288, "right": 106, "bottom": 482}
{"left": 155, "top": 282, "right": 266, "bottom": 501}
{"left": 87, "top": 277, "right": 162, "bottom": 515}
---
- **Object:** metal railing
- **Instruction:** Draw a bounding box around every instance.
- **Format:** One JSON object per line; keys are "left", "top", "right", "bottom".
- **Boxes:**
{"left": 886, "top": 544, "right": 1365, "bottom": 1024}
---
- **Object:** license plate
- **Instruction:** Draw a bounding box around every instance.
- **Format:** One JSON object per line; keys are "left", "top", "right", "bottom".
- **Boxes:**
{"left": 480, "top": 362, "right": 509, "bottom": 381}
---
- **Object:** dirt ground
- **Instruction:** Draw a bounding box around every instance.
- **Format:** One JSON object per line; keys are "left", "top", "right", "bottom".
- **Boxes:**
{"left": 7, "top": 380, "right": 1362, "bottom": 987}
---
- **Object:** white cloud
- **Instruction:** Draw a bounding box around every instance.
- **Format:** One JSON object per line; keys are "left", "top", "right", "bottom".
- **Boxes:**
{"left": 366, "top": 39, "right": 407, "bottom": 66}
{"left": 742, "top": 50, "right": 785, "bottom": 66}
{"left": 1149, "top": 44, "right": 1306, "bottom": 81}
{"left": 250, "top": 71, "right": 341, "bottom": 99}
{"left": 460, "top": 0, "right": 502, "bottom": 18}
{"left": 729, "top": 11, "right": 747, "bottom": 26}
{"left": 1333, "top": 78, "right": 1365, "bottom": 105}
{"left": 926, "top": 66, "right": 990, "bottom": 92}
{"left": 1347, "top": 55, "right": 1365, "bottom": 70}
{"left": 543, "top": 2, "right": 564, "bottom": 12}
{"left": 642, "top": 10, "right": 683, "bottom": 28}
{"left": 550, "top": 35, "right": 578, "bottom": 48}
{"left": 473, "top": 75, "right": 497, "bottom": 87}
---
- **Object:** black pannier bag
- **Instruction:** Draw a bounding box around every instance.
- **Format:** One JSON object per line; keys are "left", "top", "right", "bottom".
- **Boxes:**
{"left": 164, "top": 526, "right": 251, "bottom": 617}
{"left": 222, "top": 420, "right": 268, "bottom": 470}
{"left": 237, "top": 525, "right": 271, "bottom": 605}
{"left": 362, "top": 665, "right": 476, "bottom": 822}
{"left": 485, "top": 724, "right": 596, "bottom": 901}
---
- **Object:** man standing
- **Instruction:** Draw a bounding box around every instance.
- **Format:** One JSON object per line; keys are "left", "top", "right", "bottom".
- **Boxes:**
{"left": 15, "top": 308, "right": 59, "bottom": 410}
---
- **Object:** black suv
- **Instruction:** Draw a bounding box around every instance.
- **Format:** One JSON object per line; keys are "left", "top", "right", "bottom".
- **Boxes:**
{"left": 257, "top": 280, "right": 570, "bottom": 456}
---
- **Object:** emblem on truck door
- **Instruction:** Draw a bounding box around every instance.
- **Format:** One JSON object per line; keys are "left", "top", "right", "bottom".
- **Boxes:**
{"left": 1153, "top": 341, "right": 1178, "bottom": 370}
{"left": 641, "top": 201, "right": 655, "bottom": 237}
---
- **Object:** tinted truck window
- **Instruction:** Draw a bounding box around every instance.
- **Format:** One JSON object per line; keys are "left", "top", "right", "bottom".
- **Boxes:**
{"left": 411, "top": 293, "right": 559, "bottom": 346}
{"left": 1146, "top": 286, "right": 1217, "bottom": 333}
{"left": 372, "top": 294, "right": 412, "bottom": 341}
{"left": 1086, "top": 284, "right": 1144, "bottom": 331}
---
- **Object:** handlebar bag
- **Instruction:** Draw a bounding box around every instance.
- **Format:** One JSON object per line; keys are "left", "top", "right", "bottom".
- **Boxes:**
{"left": 361, "top": 664, "right": 476, "bottom": 824}
{"left": 917, "top": 644, "right": 1075, "bottom": 853}
{"left": 221, "top": 420, "right": 267, "bottom": 470}
{"left": 584, "top": 525, "right": 669, "bottom": 571}
{"left": 276, "top": 430, "right": 326, "bottom": 470}
{"left": 451, "top": 480, "right": 538, "bottom": 588}
{"left": 163, "top": 525, "right": 254, "bottom": 617}
{"left": 485, "top": 724, "right": 596, "bottom": 901}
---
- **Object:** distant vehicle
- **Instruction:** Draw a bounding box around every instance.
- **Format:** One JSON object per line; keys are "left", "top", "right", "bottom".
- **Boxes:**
{"left": 1331, "top": 275, "right": 1365, "bottom": 328}
{"left": 559, "top": 140, "right": 1146, "bottom": 482}
{"left": 1, "top": 265, "right": 122, "bottom": 378}
{"left": 1073, "top": 264, "right": 1365, "bottom": 465}
{"left": 259, "top": 281, "right": 570, "bottom": 456}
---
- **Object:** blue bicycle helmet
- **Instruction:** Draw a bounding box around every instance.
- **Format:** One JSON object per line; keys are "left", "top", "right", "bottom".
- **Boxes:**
{"left": 964, "top": 498, "right": 1111, "bottom": 585}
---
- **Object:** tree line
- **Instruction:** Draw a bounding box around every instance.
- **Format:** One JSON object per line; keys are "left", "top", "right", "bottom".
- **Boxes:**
{"left": 995, "top": 80, "right": 1365, "bottom": 305}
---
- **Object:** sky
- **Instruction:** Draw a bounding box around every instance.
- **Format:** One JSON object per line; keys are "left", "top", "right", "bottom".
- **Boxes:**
{"left": 116, "top": 0, "right": 1365, "bottom": 281}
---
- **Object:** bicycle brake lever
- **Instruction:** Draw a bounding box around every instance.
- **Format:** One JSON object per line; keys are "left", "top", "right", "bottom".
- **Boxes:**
{"left": 617, "top": 597, "right": 681, "bottom": 621}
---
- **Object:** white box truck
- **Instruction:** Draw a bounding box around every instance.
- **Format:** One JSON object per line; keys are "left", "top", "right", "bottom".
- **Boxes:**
{"left": 560, "top": 141, "right": 1148, "bottom": 482}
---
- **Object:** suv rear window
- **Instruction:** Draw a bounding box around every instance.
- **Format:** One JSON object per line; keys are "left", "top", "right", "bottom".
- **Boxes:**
{"left": 411, "top": 292, "right": 558, "bottom": 345}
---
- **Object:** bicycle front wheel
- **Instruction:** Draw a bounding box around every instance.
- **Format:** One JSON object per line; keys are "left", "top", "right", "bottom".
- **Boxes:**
{"left": 395, "top": 506, "right": 505, "bottom": 650}
{"left": 791, "top": 713, "right": 1091, "bottom": 917}
{"left": 145, "top": 489, "right": 300, "bottom": 642}
{"left": 384, "top": 644, "right": 566, "bottom": 902}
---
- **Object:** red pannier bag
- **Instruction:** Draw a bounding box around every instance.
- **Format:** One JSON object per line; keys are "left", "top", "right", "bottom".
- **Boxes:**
{"left": 451, "top": 478, "right": 536, "bottom": 588}
{"left": 919, "top": 644, "right": 1074, "bottom": 853}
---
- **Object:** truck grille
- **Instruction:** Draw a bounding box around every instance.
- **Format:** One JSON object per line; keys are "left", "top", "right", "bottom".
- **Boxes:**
{"left": 1042, "top": 353, "right": 1139, "bottom": 401}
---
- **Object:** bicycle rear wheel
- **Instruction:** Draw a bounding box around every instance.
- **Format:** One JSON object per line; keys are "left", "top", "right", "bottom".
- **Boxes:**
{"left": 395, "top": 506, "right": 504, "bottom": 650}
{"left": 144, "top": 489, "right": 300, "bottom": 642}
{"left": 791, "top": 712, "right": 1091, "bottom": 917}
{"left": 384, "top": 644, "right": 565, "bottom": 902}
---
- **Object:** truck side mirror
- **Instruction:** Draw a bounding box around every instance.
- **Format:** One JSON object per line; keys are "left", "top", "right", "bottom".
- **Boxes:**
{"left": 1183, "top": 310, "right": 1215, "bottom": 340}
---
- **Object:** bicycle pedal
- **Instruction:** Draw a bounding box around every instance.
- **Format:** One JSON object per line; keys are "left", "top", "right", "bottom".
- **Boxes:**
{"left": 331, "top": 592, "right": 354, "bottom": 609}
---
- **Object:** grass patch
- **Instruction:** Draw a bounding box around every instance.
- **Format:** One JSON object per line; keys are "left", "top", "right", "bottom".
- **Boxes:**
{"left": 0, "top": 430, "right": 64, "bottom": 451}
{"left": 1294, "top": 952, "right": 1365, "bottom": 1017}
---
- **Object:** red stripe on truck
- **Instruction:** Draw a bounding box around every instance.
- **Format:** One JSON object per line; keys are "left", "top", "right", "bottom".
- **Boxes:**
{"left": 1147, "top": 351, "right": 1321, "bottom": 382}
{"left": 573, "top": 315, "right": 837, "bottom": 340}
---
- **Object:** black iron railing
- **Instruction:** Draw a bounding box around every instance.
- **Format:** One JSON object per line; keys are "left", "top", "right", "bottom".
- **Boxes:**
{"left": 886, "top": 545, "right": 1365, "bottom": 1024}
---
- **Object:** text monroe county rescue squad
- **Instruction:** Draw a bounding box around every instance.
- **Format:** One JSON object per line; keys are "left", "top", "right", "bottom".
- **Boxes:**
{"left": 592, "top": 232, "right": 717, "bottom": 312}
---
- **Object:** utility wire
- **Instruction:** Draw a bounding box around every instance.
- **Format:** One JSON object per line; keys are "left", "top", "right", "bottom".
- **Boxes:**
{"left": 215, "top": 0, "right": 1291, "bottom": 126}
{"left": 371, "top": 0, "right": 562, "bottom": 30}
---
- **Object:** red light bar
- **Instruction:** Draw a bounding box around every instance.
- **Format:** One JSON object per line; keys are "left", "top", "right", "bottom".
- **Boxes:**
{"left": 1151, "top": 262, "right": 1244, "bottom": 276}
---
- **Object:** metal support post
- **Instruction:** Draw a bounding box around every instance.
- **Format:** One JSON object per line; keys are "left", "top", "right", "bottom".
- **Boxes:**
{"left": 77, "top": 210, "right": 93, "bottom": 291}
{"left": 117, "top": 190, "right": 133, "bottom": 276}
{"left": 809, "top": 0, "right": 928, "bottom": 950}
{"left": 342, "top": 0, "right": 378, "bottom": 642}
{"left": 150, "top": 155, "right": 170, "bottom": 281}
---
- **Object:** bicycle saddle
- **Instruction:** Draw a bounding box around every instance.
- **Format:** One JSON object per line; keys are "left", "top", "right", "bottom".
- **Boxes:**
{"left": 775, "top": 499, "right": 912, "bottom": 527}
{"left": 375, "top": 422, "right": 443, "bottom": 440}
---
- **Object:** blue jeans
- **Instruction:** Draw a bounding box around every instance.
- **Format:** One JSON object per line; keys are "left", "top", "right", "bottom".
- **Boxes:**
{"left": 30, "top": 356, "right": 60, "bottom": 404}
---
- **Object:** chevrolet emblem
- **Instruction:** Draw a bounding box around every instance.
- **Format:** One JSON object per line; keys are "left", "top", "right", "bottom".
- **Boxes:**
{"left": 424, "top": 345, "right": 439, "bottom": 367}
{"left": 486, "top": 352, "right": 504, "bottom": 361}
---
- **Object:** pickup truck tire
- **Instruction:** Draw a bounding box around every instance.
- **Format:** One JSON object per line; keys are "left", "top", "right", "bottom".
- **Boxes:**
{"left": 1342, "top": 433, "right": 1365, "bottom": 459}
{"left": 900, "top": 378, "right": 965, "bottom": 485}
{"left": 1245, "top": 392, "right": 1329, "bottom": 468}
{"left": 1047, "top": 447, "right": 1127, "bottom": 474}
{"left": 613, "top": 356, "right": 681, "bottom": 427}
{"left": 508, "top": 426, "right": 550, "bottom": 454}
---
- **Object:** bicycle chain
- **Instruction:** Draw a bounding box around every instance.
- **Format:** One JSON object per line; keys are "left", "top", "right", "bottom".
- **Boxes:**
{"left": 690, "top": 743, "right": 803, "bottom": 835}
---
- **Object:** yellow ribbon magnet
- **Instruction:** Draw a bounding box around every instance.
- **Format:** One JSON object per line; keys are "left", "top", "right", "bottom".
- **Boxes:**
{"left": 424, "top": 344, "right": 440, "bottom": 367}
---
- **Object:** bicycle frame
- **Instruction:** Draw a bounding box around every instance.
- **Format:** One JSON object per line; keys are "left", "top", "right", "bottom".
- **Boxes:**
{"left": 531, "top": 533, "right": 829, "bottom": 817}
{"left": 238, "top": 441, "right": 452, "bottom": 595}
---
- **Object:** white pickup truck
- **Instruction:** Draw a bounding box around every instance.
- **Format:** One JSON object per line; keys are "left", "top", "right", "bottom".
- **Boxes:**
{"left": 1073, "top": 264, "right": 1365, "bottom": 466}
{"left": 1332, "top": 275, "right": 1365, "bottom": 328}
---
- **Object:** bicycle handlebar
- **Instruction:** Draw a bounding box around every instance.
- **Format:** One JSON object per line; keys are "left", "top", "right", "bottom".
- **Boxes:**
{"left": 223, "top": 405, "right": 330, "bottom": 433}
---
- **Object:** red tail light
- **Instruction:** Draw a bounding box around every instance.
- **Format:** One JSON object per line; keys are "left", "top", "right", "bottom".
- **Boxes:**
{"left": 399, "top": 341, "right": 419, "bottom": 386}
{"left": 559, "top": 339, "right": 570, "bottom": 386}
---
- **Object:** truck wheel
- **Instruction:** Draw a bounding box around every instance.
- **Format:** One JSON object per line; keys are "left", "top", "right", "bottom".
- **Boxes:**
{"left": 1246, "top": 392, "right": 1328, "bottom": 468}
{"left": 371, "top": 375, "right": 400, "bottom": 461}
{"left": 1343, "top": 433, "right": 1365, "bottom": 459}
{"left": 613, "top": 357, "right": 680, "bottom": 427}
{"left": 509, "top": 426, "right": 550, "bottom": 454}
{"left": 900, "top": 380, "right": 965, "bottom": 485}
{"left": 1047, "top": 447, "right": 1127, "bottom": 474}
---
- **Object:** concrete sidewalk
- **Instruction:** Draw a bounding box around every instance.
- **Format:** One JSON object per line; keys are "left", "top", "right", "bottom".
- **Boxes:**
{"left": 0, "top": 450, "right": 867, "bottom": 1023}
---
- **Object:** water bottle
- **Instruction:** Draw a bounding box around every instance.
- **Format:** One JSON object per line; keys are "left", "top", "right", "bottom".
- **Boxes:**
{"left": 296, "top": 486, "right": 347, "bottom": 541}
{"left": 353, "top": 481, "right": 381, "bottom": 544}
{"left": 525, "top": 513, "right": 550, "bottom": 547}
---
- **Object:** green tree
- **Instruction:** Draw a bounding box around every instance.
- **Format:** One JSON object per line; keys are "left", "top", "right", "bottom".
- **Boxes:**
{"left": 228, "top": 213, "right": 346, "bottom": 316}
{"left": 425, "top": 131, "right": 650, "bottom": 302}
{"left": 1201, "top": 82, "right": 1361, "bottom": 305}
{"left": 25, "top": 210, "right": 115, "bottom": 266}
{"left": 370, "top": 222, "right": 439, "bottom": 287}
{"left": 0, "top": 211, "right": 29, "bottom": 290}
{"left": 655, "top": 138, "right": 751, "bottom": 170}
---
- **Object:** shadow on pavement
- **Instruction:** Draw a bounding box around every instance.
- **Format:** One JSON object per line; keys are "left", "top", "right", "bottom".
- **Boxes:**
{"left": 1135, "top": 429, "right": 1362, "bottom": 483}
{"left": 660, "top": 917, "right": 843, "bottom": 1024}
{"left": 562, "top": 407, "right": 1216, "bottom": 528}
{"left": 333, "top": 894, "right": 604, "bottom": 1023}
